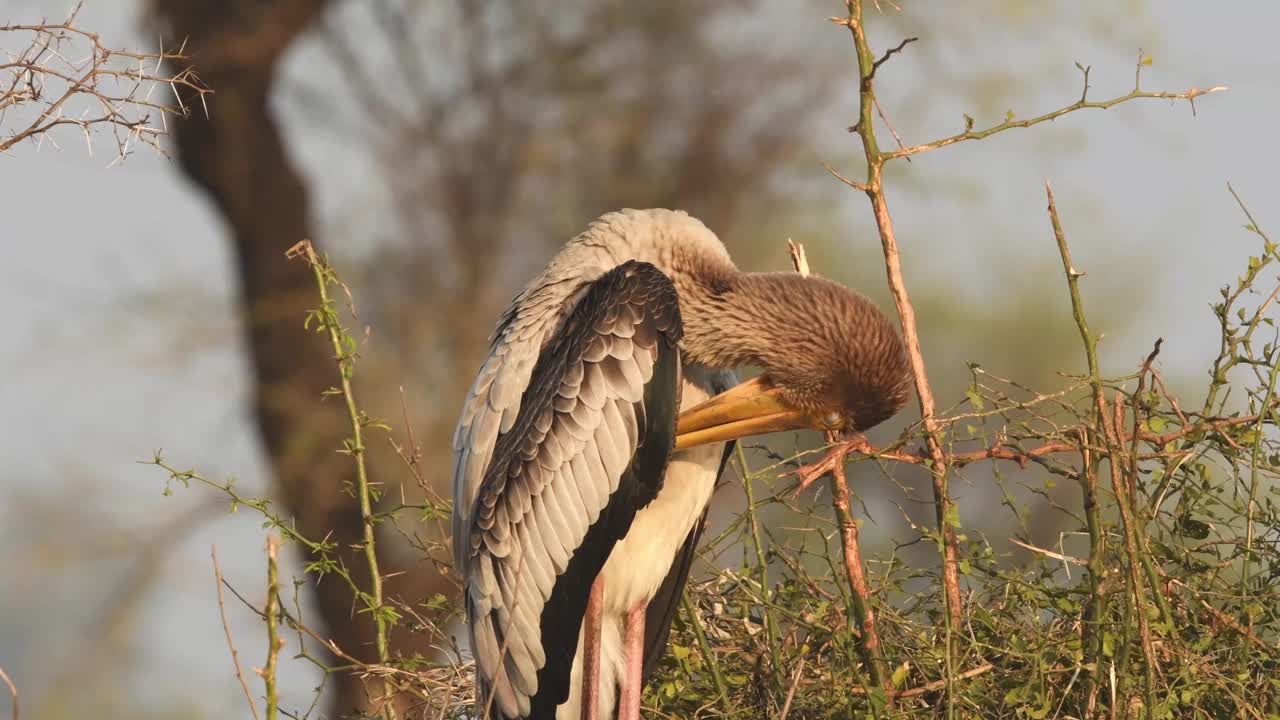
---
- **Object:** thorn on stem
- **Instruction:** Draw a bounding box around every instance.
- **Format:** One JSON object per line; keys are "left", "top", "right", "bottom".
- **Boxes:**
{"left": 868, "top": 36, "right": 918, "bottom": 82}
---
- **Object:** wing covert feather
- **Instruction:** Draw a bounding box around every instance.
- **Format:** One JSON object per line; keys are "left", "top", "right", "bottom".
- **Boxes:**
{"left": 459, "top": 261, "right": 683, "bottom": 719}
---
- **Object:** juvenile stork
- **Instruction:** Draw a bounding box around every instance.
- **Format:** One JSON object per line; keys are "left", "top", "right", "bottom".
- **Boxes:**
{"left": 452, "top": 209, "right": 910, "bottom": 719}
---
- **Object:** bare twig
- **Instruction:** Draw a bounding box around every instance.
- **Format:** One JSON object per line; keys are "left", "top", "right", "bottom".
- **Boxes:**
{"left": 847, "top": 663, "right": 995, "bottom": 699}
{"left": 867, "top": 36, "right": 917, "bottom": 82}
{"left": 1009, "top": 537, "right": 1087, "bottom": 566}
{"left": 839, "top": 0, "right": 964, "bottom": 639}
{"left": 0, "top": 4, "right": 209, "bottom": 157}
{"left": 212, "top": 546, "right": 262, "bottom": 720}
{"left": 0, "top": 665, "right": 17, "bottom": 720}
{"left": 787, "top": 239, "right": 811, "bottom": 277}
{"left": 264, "top": 534, "right": 283, "bottom": 720}
{"left": 1047, "top": 183, "right": 1116, "bottom": 713}
{"left": 883, "top": 58, "right": 1225, "bottom": 161}
{"left": 829, "top": 448, "right": 890, "bottom": 701}
{"left": 873, "top": 97, "right": 910, "bottom": 160}
{"left": 1107, "top": 388, "right": 1157, "bottom": 713}
{"left": 778, "top": 656, "right": 807, "bottom": 720}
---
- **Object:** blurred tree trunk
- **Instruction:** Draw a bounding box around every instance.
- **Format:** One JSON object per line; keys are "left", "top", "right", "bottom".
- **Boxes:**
{"left": 148, "top": 1, "right": 437, "bottom": 715}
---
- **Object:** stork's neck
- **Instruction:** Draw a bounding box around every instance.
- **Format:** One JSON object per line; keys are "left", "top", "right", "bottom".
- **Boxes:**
{"left": 669, "top": 260, "right": 784, "bottom": 371}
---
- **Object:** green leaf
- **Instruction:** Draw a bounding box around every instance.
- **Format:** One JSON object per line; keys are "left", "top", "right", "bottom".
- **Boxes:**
{"left": 867, "top": 687, "right": 889, "bottom": 713}
{"left": 966, "top": 388, "right": 985, "bottom": 410}
{"left": 890, "top": 662, "right": 910, "bottom": 689}
{"left": 944, "top": 504, "right": 962, "bottom": 530}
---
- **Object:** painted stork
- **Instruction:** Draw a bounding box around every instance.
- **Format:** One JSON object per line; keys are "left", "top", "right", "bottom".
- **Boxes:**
{"left": 452, "top": 209, "right": 910, "bottom": 719}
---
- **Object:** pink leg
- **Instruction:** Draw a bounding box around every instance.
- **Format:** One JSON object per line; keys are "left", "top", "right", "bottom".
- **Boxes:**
{"left": 580, "top": 577, "right": 605, "bottom": 720}
{"left": 617, "top": 603, "right": 647, "bottom": 720}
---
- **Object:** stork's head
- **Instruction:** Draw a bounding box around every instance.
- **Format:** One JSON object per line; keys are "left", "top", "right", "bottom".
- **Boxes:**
{"left": 674, "top": 272, "right": 912, "bottom": 449}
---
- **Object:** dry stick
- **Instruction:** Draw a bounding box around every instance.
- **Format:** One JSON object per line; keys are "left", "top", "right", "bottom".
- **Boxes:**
{"left": 880, "top": 76, "right": 1225, "bottom": 161}
{"left": 1238, "top": 337, "right": 1280, "bottom": 678}
{"left": 217, "top": 574, "right": 436, "bottom": 705}
{"left": 1048, "top": 186, "right": 1162, "bottom": 716}
{"left": 0, "top": 7, "right": 209, "bottom": 155}
{"left": 837, "top": 6, "right": 967, "bottom": 714}
{"left": 0, "top": 665, "right": 17, "bottom": 720}
{"left": 839, "top": 0, "right": 963, "bottom": 672}
{"left": 1106, "top": 390, "right": 1157, "bottom": 717}
{"left": 1047, "top": 182, "right": 1111, "bottom": 715}
{"left": 286, "top": 240, "right": 397, "bottom": 720}
{"left": 778, "top": 656, "right": 807, "bottom": 720}
{"left": 264, "top": 534, "right": 283, "bottom": 720}
{"left": 830, "top": 455, "right": 891, "bottom": 702}
{"left": 679, "top": 594, "right": 731, "bottom": 713}
{"left": 212, "top": 546, "right": 263, "bottom": 720}
{"left": 1127, "top": 344, "right": 1176, "bottom": 632}
{"left": 793, "top": 409, "right": 1265, "bottom": 480}
{"left": 848, "top": 663, "right": 994, "bottom": 699}
{"left": 1077, "top": 428, "right": 1107, "bottom": 719}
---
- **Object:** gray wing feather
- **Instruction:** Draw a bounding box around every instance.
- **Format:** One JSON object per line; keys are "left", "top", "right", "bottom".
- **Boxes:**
{"left": 455, "top": 260, "right": 682, "bottom": 719}
{"left": 452, "top": 263, "right": 606, "bottom": 574}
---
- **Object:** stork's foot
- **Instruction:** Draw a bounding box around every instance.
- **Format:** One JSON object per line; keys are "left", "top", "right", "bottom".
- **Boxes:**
{"left": 788, "top": 435, "right": 871, "bottom": 496}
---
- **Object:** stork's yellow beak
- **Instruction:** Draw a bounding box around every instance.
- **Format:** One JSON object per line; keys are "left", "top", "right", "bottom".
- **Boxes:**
{"left": 675, "top": 375, "right": 824, "bottom": 449}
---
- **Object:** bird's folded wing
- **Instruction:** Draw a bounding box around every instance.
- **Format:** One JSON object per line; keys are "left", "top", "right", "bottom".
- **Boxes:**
{"left": 460, "top": 260, "right": 683, "bottom": 719}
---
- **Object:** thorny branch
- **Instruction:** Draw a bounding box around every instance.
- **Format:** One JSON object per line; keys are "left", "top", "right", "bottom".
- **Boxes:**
{"left": 837, "top": 0, "right": 966, "bottom": 646}
{"left": 881, "top": 51, "right": 1225, "bottom": 161}
{"left": 286, "top": 240, "right": 399, "bottom": 720}
{"left": 212, "top": 546, "right": 262, "bottom": 720}
{"left": 816, "top": 0, "right": 1231, "bottom": 712}
{"left": 1, "top": 2, "right": 209, "bottom": 158}
{"left": 263, "top": 535, "right": 283, "bottom": 720}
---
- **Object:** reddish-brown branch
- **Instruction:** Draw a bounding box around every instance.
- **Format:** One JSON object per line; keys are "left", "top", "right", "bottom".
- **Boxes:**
{"left": 212, "top": 546, "right": 262, "bottom": 720}
{"left": 830, "top": 449, "right": 890, "bottom": 700}
{"left": 839, "top": 0, "right": 964, "bottom": 634}
{"left": 791, "top": 409, "right": 1266, "bottom": 493}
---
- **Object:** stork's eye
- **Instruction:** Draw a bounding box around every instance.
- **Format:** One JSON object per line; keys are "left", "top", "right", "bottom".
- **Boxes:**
{"left": 821, "top": 411, "right": 844, "bottom": 430}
